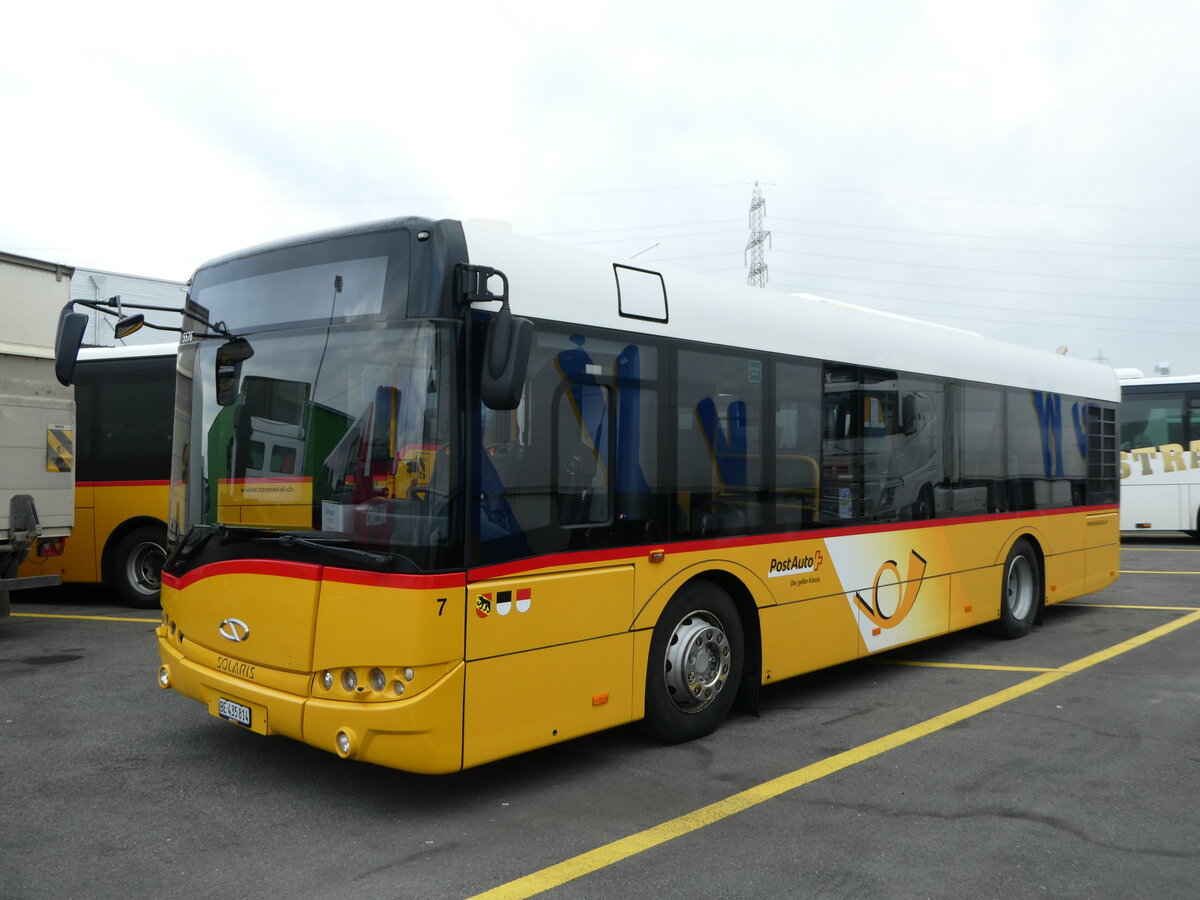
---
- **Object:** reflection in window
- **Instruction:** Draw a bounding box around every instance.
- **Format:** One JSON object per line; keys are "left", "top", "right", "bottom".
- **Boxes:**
{"left": 676, "top": 349, "right": 764, "bottom": 538}
{"left": 955, "top": 384, "right": 1004, "bottom": 515}
{"left": 1119, "top": 392, "right": 1185, "bottom": 450}
{"left": 479, "top": 328, "right": 661, "bottom": 561}
{"left": 774, "top": 360, "right": 821, "bottom": 528}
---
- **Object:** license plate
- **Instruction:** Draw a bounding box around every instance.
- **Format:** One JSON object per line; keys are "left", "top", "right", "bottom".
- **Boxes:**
{"left": 217, "top": 697, "right": 252, "bottom": 728}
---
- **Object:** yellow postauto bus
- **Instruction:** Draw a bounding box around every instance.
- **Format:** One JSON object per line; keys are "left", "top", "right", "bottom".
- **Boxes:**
{"left": 22, "top": 344, "right": 175, "bottom": 608}
{"left": 54, "top": 217, "right": 1121, "bottom": 773}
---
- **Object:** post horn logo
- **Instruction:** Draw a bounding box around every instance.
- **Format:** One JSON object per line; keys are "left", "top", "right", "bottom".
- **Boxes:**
{"left": 218, "top": 618, "right": 251, "bottom": 642}
{"left": 854, "top": 551, "right": 928, "bottom": 629}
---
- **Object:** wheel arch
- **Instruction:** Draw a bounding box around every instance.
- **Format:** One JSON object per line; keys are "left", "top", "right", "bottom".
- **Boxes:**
{"left": 997, "top": 529, "right": 1047, "bottom": 625}
{"left": 100, "top": 516, "right": 168, "bottom": 584}
{"left": 633, "top": 562, "right": 768, "bottom": 717}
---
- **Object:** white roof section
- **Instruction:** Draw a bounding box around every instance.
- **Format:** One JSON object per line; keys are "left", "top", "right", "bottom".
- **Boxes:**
{"left": 78, "top": 342, "right": 178, "bottom": 362}
{"left": 462, "top": 223, "right": 1121, "bottom": 402}
{"left": 1118, "top": 372, "right": 1200, "bottom": 388}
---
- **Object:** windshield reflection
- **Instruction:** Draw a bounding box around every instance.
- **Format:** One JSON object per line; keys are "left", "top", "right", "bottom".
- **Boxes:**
{"left": 171, "top": 320, "right": 458, "bottom": 571}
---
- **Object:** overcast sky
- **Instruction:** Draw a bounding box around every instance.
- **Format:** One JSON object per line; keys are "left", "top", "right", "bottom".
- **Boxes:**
{"left": 4, "top": 1, "right": 1199, "bottom": 376}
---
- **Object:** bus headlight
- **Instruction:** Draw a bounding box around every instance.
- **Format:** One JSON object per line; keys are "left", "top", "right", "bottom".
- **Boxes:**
{"left": 335, "top": 730, "right": 353, "bottom": 757}
{"left": 341, "top": 668, "right": 358, "bottom": 692}
{"left": 320, "top": 670, "right": 334, "bottom": 691}
{"left": 369, "top": 668, "right": 387, "bottom": 692}
{"left": 157, "top": 665, "right": 171, "bottom": 688}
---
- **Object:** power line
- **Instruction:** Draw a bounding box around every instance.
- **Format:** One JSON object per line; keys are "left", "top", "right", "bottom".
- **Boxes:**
{"left": 530, "top": 218, "right": 741, "bottom": 238}
{"left": 770, "top": 248, "right": 1200, "bottom": 288}
{"left": 764, "top": 181, "right": 1200, "bottom": 215}
{"left": 246, "top": 181, "right": 753, "bottom": 205}
{"left": 769, "top": 215, "right": 1200, "bottom": 253}
{"left": 556, "top": 228, "right": 744, "bottom": 247}
{"left": 770, "top": 229, "right": 1200, "bottom": 263}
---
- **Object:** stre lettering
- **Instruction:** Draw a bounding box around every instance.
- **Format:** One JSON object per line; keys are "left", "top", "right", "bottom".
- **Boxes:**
{"left": 1121, "top": 440, "right": 1200, "bottom": 478}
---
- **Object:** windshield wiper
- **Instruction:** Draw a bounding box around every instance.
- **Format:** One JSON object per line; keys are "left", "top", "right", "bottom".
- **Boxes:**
{"left": 165, "top": 525, "right": 420, "bottom": 574}
{"left": 164, "top": 523, "right": 224, "bottom": 571}
{"left": 165, "top": 523, "right": 293, "bottom": 572}
{"left": 250, "top": 534, "right": 419, "bottom": 574}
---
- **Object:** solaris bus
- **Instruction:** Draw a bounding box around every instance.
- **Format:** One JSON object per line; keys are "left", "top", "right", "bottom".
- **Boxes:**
{"left": 53, "top": 216, "right": 1121, "bottom": 773}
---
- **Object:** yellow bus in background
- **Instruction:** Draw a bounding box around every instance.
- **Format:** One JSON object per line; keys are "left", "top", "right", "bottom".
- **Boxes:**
{"left": 22, "top": 344, "right": 175, "bottom": 607}
{"left": 54, "top": 217, "right": 1121, "bottom": 773}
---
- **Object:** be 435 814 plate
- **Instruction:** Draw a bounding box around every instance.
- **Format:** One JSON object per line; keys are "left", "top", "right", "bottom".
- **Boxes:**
{"left": 217, "top": 697, "right": 252, "bottom": 728}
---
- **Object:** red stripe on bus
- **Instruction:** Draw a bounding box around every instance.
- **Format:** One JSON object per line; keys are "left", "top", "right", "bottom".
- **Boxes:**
{"left": 323, "top": 568, "right": 467, "bottom": 590}
{"left": 162, "top": 559, "right": 323, "bottom": 590}
{"left": 76, "top": 480, "right": 170, "bottom": 488}
{"left": 466, "top": 504, "right": 1120, "bottom": 582}
{"left": 160, "top": 503, "right": 1119, "bottom": 588}
{"left": 162, "top": 560, "right": 465, "bottom": 591}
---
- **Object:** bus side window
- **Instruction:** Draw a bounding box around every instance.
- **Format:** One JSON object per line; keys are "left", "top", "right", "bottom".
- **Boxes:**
{"left": 676, "top": 348, "right": 764, "bottom": 538}
{"left": 774, "top": 359, "right": 820, "bottom": 528}
{"left": 553, "top": 381, "right": 610, "bottom": 526}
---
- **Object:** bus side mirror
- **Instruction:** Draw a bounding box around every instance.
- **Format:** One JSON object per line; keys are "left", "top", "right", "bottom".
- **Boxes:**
{"left": 215, "top": 338, "right": 255, "bottom": 407}
{"left": 481, "top": 304, "right": 532, "bottom": 410}
{"left": 54, "top": 309, "right": 89, "bottom": 386}
{"left": 114, "top": 314, "right": 145, "bottom": 340}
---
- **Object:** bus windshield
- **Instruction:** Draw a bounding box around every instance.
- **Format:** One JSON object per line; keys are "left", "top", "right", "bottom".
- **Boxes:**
{"left": 170, "top": 318, "right": 459, "bottom": 572}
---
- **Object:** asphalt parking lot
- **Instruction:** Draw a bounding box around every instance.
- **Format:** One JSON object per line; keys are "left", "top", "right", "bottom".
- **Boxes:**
{"left": 2, "top": 535, "right": 1197, "bottom": 900}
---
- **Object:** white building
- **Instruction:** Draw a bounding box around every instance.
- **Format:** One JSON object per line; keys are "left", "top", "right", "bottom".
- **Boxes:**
{"left": 70, "top": 266, "right": 186, "bottom": 347}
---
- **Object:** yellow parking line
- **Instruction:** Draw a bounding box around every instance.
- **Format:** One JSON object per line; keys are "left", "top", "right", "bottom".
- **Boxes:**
{"left": 1072, "top": 603, "right": 1200, "bottom": 611}
{"left": 469, "top": 608, "right": 1200, "bottom": 900}
{"left": 1121, "top": 546, "right": 1200, "bottom": 551}
{"left": 1119, "top": 570, "right": 1200, "bottom": 575}
{"left": 883, "top": 660, "right": 1055, "bottom": 672}
{"left": 10, "top": 612, "right": 159, "bottom": 624}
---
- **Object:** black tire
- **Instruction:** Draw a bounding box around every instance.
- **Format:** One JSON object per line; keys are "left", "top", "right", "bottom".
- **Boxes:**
{"left": 993, "top": 538, "right": 1040, "bottom": 639}
{"left": 912, "top": 486, "right": 935, "bottom": 520}
{"left": 111, "top": 524, "right": 167, "bottom": 609}
{"left": 642, "top": 580, "right": 744, "bottom": 743}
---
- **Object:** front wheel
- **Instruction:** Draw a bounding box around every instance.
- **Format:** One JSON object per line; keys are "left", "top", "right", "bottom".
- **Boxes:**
{"left": 993, "top": 538, "right": 1040, "bottom": 639}
{"left": 642, "top": 580, "right": 744, "bottom": 743}
{"left": 111, "top": 524, "right": 167, "bottom": 609}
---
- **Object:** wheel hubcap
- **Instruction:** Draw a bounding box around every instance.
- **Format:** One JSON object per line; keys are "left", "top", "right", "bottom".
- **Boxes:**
{"left": 1006, "top": 555, "right": 1034, "bottom": 620}
{"left": 663, "top": 610, "right": 731, "bottom": 714}
{"left": 126, "top": 541, "right": 166, "bottom": 596}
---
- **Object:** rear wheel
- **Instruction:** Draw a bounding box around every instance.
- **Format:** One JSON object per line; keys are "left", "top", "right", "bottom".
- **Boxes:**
{"left": 993, "top": 538, "right": 1040, "bottom": 639}
{"left": 111, "top": 524, "right": 167, "bottom": 609}
{"left": 912, "top": 485, "right": 935, "bottom": 520}
{"left": 642, "top": 580, "right": 744, "bottom": 743}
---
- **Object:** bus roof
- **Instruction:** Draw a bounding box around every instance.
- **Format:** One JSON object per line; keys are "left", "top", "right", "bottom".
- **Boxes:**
{"left": 462, "top": 222, "right": 1121, "bottom": 402}
{"left": 1119, "top": 373, "right": 1200, "bottom": 388}
{"left": 184, "top": 216, "right": 1119, "bottom": 402}
{"left": 79, "top": 343, "right": 178, "bottom": 362}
